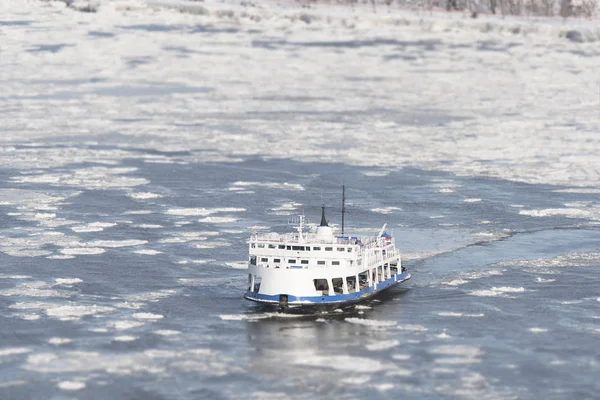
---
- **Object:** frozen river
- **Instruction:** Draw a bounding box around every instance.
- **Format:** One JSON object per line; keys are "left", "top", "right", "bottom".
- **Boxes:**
{"left": 0, "top": 1, "right": 599, "bottom": 398}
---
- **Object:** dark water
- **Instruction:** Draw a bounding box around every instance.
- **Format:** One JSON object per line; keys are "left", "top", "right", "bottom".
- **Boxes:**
{"left": 0, "top": 155, "right": 599, "bottom": 399}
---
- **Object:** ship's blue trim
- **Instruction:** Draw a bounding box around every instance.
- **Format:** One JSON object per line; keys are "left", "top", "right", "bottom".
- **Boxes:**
{"left": 244, "top": 272, "right": 411, "bottom": 305}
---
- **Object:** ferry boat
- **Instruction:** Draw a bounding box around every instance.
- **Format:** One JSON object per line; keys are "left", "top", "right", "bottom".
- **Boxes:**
{"left": 245, "top": 200, "right": 411, "bottom": 311}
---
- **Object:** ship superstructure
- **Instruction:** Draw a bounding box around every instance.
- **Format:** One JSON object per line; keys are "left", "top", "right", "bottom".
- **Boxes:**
{"left": 245, "top": 206, "right": 410, "bottom": 310}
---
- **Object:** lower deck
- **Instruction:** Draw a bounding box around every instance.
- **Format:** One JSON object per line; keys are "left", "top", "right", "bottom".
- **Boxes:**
{"left": 245, "top": 270, "right": 411, "bottom": 307}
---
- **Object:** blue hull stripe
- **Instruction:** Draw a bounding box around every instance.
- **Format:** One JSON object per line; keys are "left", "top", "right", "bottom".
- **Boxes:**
{"left": 245, "top": 272, "right": 411, "bottom": 305}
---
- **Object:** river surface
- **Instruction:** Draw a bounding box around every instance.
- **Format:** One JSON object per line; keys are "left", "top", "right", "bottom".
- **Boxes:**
{"left": 1, "top": 1, "right": 599, "bottom": 399}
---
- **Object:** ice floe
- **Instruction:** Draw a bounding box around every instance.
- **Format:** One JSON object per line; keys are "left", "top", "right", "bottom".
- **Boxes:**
{"left": 469, "top": 287, "right": 526, "bottom": 297}
{"left": 345, "top": 318, "right": 397, "bottom": 328}
{"left": 48, "top": 337, "right": 72, "bottom": 345}
{"left": 134, "top": 249, "right": 162, "bottom": 255}
{"left": 132, "top": 312, "right": 164, "bottom": 320}
{"left": 371, "top": 207, "right": 402, "bottom": 214}
{"left": 165, "top": 207, "right": 245, "bottom": 217}
{"left": 57, "top": 381, "right": 86, "bottom": 391}
{"left": 365, "top": 340, "right": 400, "bottom": 351}
{"left": 127, "top": 192, "right": 163, "bottom": 200}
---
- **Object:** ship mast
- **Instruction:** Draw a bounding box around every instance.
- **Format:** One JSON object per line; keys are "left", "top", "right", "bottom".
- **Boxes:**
{"left": 341, "top": 185, "right": 345, "bottom": 235}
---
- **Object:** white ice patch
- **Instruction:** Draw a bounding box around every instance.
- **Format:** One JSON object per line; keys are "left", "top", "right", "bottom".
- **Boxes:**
{"left": 0, "top": 347, "right": 32, "bottom": 357}
{"left": 345, "top": 318, "right": 397, "bottom": 329}
{"left": 529, "top": 327, "right": 549, "bottom": 333}
{"left": 45, "top": 304, "right": 116, "bottom": 321}
{"left": 496, "top": 252, "right": 600, "bottom": 268}
{"left": 198, "top": 216, "right": 238, "bottom": 224}
{"left": 132, "top": 312, "right": 164, "bottom": 320}
{"left": 430, "top": 345, "right": 483, "bottom": 365}
{"left": 291, "top": 352, "right": 395, "bottom": 373}
{"left": 154, "top": 330, "right": 181, "bottom": 336}
{"left": 469, "top": 287, "right": 526, "bottom": 297}
{"left": 127, "top": 192, "right": 163, "bottom": 200}
{"left": 230, "top": 181, "right": 304, "bottom": 191}
{"left": 365, "top": 340, "right": 400, "bottom": 351}
{"left": 195, "top": 241, "right": 231, "bottom": 249}
{"left": 54, "top": 278, "right": 83, "bottom": 286}
{"left": 165, "top": 207, "right": 245, "bottom": 217}
{"left": 0, "top": 281, "right": 71, "bottom": 298}
{"left": 371, "top": 207, "right": 402, "bottom": 214}
{"left": 463, "top": 198, "right": 482, "bottom": 203}
{"left": 48, "top": 337, "right": 72, "bottom": 345}
{"left": 535, "top": 277, "right": 555, "bottom": 283}
{"left": 89, "top": 240, "right": 147, "bottom": 248}
{"left": 520, "top": 206, "right": 600, "bottom": 221}
{"left": 57, "top": 381, "right": 86, "bottom": 391}
{"left": 438, "top": 188, "right": 455, "bottom": 193}
{"left": 134, "top": 249, "right": 162, "bottom": 255}
{"left": 391, "top": 354, "right": 411, "bottom": 361}
{"left": 60, "top": 247, "right": 105, "bottom": 255}
{"left": 11, "top": 167, "right": 148, "bottom": 190}
{"left": 113, "top": 336, "right": 137, "bottom": 342}
{"left": 134, "top": 224, "right": 163, "bottom": 229}
{"left": 107, "top": 320, "right": 145, "bottom": 330}
{"left": 219, "top": 314, "right": 270, "bottom": 321}
{"left": 71, "top": 222, "right": 117, "bottom": 233}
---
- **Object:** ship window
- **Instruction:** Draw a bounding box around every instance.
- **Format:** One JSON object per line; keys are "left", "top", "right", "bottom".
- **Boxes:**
{"left": 250, "top": 256, "right": 257, "bottom": 265}
{"left": 337, "top": 247, "right": 345, "bottom": 252}
{"left": 268, "top": 244, "right": 276, "bottom": 249}
{"left": 251, "top": 243, "right": 255, "bottom": 248}
{"left": 332, "top": 261, "right": 340, "bottom": 266}
{"left": 332, "top": 278, "right": 344, "bottom": 294}
{"left": 257, "top": 243, "right": 265, "bottom": 248}
{"left": 253, "top": 275, "right": 262, "bottom": 293}
{"left": 325, "top": 247, "right": 333, "bottom": 251}
{"left": 305, "top": 246, "right": 310, "bottom": 251}
{"left": 359, "top": 270, "right": 369, "bottom": 289}
{"left": 278, "top": 245, "right": 285, "bottom": 249}
{"left": 261, "top": 258, "right": 268, "bottom": 262}
{"left": 300, "top": 260, "right": 309, "bottom": 265}
{"left": 274, "top": 258, "right": 281, "bottom": 263}
{"left": 247, "top": 274, "right": 252, "bottom": 291}
{"left": 347, "top": 248, "right": 352, "bottom": 253}
{"left": 317, "top": 261, "right": 326, "bottom": 265}
{"left": 288, "top": 259, "right": 296, "bottom": 264}
{"left": 313, "top": 246, "right": 321, "bottom": 251}
{"left": 346, "top": 276, "right": 356, "bottom": 292}
{"left": 286, "top": 246, "right": 291, "bottom": 250}
{"left": 313, "top": 279, "right": 329, "bottom": 293}
{"left": 292, "top": 246, "right": 305, "bottom": 251}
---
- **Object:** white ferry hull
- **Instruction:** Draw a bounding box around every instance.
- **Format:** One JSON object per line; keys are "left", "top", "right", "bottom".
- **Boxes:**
{"left": 245, "top": 271, "right": 411, "bottom": 311}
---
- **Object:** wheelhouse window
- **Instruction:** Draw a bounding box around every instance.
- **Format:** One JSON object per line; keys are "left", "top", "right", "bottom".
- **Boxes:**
{"left": 305, "top": 246, "right": 310, "bottom": 251}
{"left": 313, "top": 246, "right": 321, "bottom": 251}
{"left": 257, "top": 243, "right": 265, "bottom": 248}
{"left": 337, "top": 247, "right": 345, "bottom": 252}
{"left": 273, "top": 258, "right": 281, "bottom": 263}
{"left": 260, "top": 258, "right": 268, "bottom": 262}
{"left": 292, "top": 246, "right": 305, "bottom": 251}
{"left": 325, "top": 247, "right": 333, "bottom": 251}
{"left": 278, "top": 245, "right": 285, "bottom": 249}
{"left": 347, "top": 248, "right": 352, "bottom": 253}
{"left": 332, "top": 261, "right": 340, "bottom": 266}
{"left": 286, "top": 246, "right": 291, "bottom": 250}
{"left": 250, "top": 256, "right": 257, "bottom": 265}
{"left": 288, "top": 259, "right": 296, "bottom": 264}
{"left": 268, "top": 244, "right": 276, "bottom": 249}
{"left": 300, "top": 260, "right": 309, "bottom": 265}
{"left": 317, "top": 261, "right": 326, "bottom": 265}
{"left": 251, "top": 243, "right": 256, "bottom": 248}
